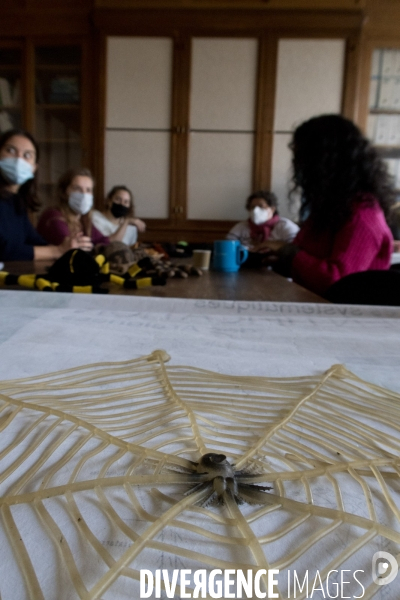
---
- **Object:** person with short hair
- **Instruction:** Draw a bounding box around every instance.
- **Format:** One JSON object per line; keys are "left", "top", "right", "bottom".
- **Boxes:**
{"left": 226, "top": 190, "right": 299, "bottom": 251}
{"left": 91, "top": 185, "right": 146, "bottom": 246}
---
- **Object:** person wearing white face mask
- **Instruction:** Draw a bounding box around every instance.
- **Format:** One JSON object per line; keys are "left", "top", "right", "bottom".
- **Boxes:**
{"left": 37, "top": 168, "right": 109, "bottom": 247}
{"left": 0, "top": 129, "right": 93, "bottom": 261}
{"left": 226, "top": 190, "right": 299, "bottom": 252}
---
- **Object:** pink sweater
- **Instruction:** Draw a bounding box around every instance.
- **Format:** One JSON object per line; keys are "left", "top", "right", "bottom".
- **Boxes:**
{"left": 291, "top": 198, "right": 393, "bottom": 296}
{"left": 37, "top": 208, "right": 109, "bottom": 246}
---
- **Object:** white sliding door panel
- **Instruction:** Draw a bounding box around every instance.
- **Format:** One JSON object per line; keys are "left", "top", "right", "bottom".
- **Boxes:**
{"left": 188, "top": 38, "right": 257, "bottom": 221}
{"left": 187, "top": 133, "right": 253, "bottom": 220}
{"left": 274, "top": 39, "right": 345, "bottom": 132}
{"left": 270, "top": 133, "right": 299, "bottom": 219}
{"left": 106, "top": 37, "right": 173, "bottom": 129}
{"left": 105, "top": 131, "right": 170, "bottom": 219}
{"left": 190, "top": 38, "right": 258, "bottom": 131}
{"left": 105, "top": 36, "right": 172, "bottom": 216}
{"left": 272, "top": 39, "right": 346, "bottom": 220}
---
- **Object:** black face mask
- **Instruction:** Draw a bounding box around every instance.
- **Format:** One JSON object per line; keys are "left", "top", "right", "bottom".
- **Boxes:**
{"left": 111, "top": 202, "right": 129, "bottom": 219}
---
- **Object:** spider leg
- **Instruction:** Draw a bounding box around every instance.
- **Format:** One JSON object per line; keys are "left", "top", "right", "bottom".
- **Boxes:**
{"left": 202, "top": 490, "right": 219, "bottom": 507}
{"left": 164, "top": 465, "right": 203, "bottom": 476}
{"left": 225, "top": 477, "right": 246, "bottom": 505}
{"left": 184, "top": 481, "right": 211, "bottom": 496}
{"left": 236, "top": 483, "right": 275, "bottom": 505}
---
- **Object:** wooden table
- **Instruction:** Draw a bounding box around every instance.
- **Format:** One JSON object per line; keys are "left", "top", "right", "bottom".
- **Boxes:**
{"left": 3, "top": 260, "right": 326, "bottom": 303}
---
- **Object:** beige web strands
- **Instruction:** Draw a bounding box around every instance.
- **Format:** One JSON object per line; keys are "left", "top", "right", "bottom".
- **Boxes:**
{"left": 0, "top": 350, "right": 399, "bottom": 599}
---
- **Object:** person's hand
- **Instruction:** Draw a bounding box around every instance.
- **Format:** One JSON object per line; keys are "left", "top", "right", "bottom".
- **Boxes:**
{"left": 249, "top": 240, "right": 285, "bottom": 254}
{"left": 60, "top": 233, "right": 93, "bottom": 254}
{"left": 393, "top": 240, "right": 400, "bottom": 252}
{"left": 130, "top": 218, "right": 146, "bottom": 232}
{"left": 74, "top": 232, "right": 93, "bottom": 252}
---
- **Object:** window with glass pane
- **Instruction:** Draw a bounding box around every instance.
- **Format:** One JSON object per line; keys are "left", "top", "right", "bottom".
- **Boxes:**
{"left": 366, "top": 48, "right": 400, "bottom": 192}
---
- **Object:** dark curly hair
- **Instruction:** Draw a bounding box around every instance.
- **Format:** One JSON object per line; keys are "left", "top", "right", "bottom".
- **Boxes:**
{"left": 0, "top": 128, "right": 40, "bottom": 212}
{"left": 290, "top": 114, "right": 395, "bottom": 232}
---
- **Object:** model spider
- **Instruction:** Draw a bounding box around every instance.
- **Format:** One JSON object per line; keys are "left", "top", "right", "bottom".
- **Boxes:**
{"left": 182, "top": 453, "right": 273, "bottom": 505}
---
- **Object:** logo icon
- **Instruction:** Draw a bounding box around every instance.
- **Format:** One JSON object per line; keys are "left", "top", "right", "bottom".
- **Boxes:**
{"left": 372, "top": 551, "right": 398, "bottom": 586}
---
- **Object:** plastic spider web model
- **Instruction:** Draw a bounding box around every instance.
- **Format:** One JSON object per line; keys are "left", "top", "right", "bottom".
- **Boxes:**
{"left": 0, "top": 350, "right": 399, "bottom": 600}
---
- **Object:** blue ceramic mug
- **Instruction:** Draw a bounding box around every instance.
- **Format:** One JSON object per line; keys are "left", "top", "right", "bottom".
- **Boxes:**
{"left": 213, "top": 240, "right": 249, "bottom": 272}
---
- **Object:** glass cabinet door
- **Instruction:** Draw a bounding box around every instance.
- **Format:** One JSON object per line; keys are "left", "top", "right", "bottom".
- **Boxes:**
{"left": 0, "top": 44, "right": 23, "bottom": 133}
{"left": 34, "top": 45, "right": 83, "bottom": 206}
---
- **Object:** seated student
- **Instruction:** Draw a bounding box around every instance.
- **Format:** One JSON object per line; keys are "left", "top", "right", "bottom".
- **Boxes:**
{"left": 37, "top": 168, "right": 109, "bottom": 247}
{"left": 227, "top": 191, "right": 299, "bottom": 251}
{"left": 271, "top": 114, "right": 394, "bottom": 296}
{"left": 0, "top": 129, "right": 91, "bottom": 261}
{"left": 91, "top": 185, "right": 146, "bottom": 246}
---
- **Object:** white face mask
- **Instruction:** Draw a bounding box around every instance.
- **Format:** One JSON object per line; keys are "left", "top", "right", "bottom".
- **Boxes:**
{"left": 0, "top": 157, "right": 35, "bottom": 186}
{"left": 250, "top": 206, "right": 273, "bottom": 225}
{"left": 68, "top": 191, "right": 93, "bottom": 215}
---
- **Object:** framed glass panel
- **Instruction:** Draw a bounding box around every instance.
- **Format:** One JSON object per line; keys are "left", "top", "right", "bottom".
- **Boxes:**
{"left": 35, "top": 45, "right": 82, "bottom": 207}
{"left": 0, "top": 46, "right": 23, "bottom": 133}
{"left": 105, "top": 130, "right": 170, "bottom": 219}
{"left": 187, "top": 132, "right": 253, "bottom": 221}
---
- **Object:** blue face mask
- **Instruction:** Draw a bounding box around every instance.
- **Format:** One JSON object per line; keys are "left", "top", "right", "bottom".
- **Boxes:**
{"left": 0, "top": 157, "right": 35, "bottom": 185}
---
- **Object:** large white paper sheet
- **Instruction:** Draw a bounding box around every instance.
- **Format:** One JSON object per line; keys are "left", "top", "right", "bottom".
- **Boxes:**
{"left": 0, "top": 291, "right": 399, "bottom": 600}
{"left": 0, "top": 290, "right": 399, "bottom": 391}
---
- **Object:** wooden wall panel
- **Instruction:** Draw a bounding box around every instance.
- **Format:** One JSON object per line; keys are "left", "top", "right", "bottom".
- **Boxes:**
{"left": 364, "top": 0, "right": 400, "bottom": 38}
{"left": 93, "top": 9, "right": 364, "bottom": 34}
{"left": 95, "top": 0, "right": 365, "bottom": 9}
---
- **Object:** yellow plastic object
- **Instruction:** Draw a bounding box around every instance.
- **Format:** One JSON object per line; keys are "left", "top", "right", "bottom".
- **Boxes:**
{"left": 72, "top": 285, "right": 92, "bottom": 294}
{"left": 136, "top": 277, "right": 152, "bottom": 288}
{"left": 0, "top": 271, "right": 9, "bottom": 285}
{"left": 0, "top": 352, "right": 399, "bottom": 599}
{"left": 35, "top": 277, "right": 52, "bottom": 291}
{"left": 95, "top": 255, "right": 106, "bottom": 267}
{"left": 18, "top": 274, "right": 36, "bottom": 289}
{"left": 128, "top": 263, "right": 141, "bottom": 278}
{"left": 109, "top": 274, "right": 125, "bottom": 286}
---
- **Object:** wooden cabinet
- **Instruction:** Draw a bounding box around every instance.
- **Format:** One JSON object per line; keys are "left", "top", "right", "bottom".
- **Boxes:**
{"left": 0, "top": 38, "right": 90, "bottom": 209}
{"left": 0, "top": 42, "right": 24, "bottom": 133}
{"left": 94, "top": 9, "right": 364, "bottom": 242}
{"left": 34, "top": 43, "right": 88, "bottom": 206}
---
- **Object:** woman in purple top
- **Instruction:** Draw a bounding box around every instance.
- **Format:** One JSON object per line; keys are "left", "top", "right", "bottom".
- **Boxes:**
{"left": 37, "top": 168, "right": 109, "bottom": 247}
{"left": 0, "top": 129, "right": 92, "bottom": 261}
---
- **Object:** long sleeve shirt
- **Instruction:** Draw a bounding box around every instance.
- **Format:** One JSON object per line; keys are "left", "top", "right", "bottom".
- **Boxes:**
{"left": 291, "top": 197, "right": 393, "bottom": 296}
{"left": 0, "top": 194, "right": 47, "bottom": 261}
{"left": 37, "top": 208, "right": 109, "bottom": 246}
{"left": 227, "top": 217, "right": 299, "bottom": 248}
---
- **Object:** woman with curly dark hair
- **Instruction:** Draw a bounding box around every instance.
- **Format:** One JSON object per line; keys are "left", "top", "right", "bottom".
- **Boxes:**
{"left": 275, "top": 114, "right": 394, "bottom": 296}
